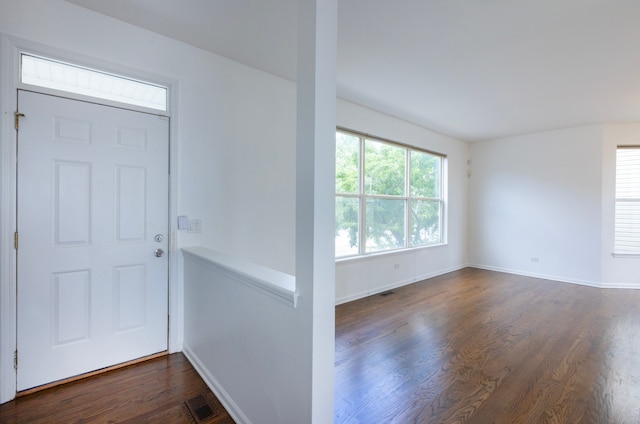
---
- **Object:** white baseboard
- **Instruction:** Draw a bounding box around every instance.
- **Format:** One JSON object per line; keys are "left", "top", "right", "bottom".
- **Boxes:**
{"left": 598, "top": 281, "right": 640, "bottom": 289}
{"left": 335, "top": 264, "right": 469, "bottom": 305}
{"left": 467, "top": 263, "right": 640, "bottom": 289}
{"left": 335, "top": 262, "right": 640, "bottom": 306}
{"left": 182, "top": 345, "right": 252, "bottom": 424}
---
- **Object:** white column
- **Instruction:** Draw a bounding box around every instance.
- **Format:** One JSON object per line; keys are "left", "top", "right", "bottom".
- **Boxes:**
{"left": 296, "top": 0, "right": 337, "bottom": 422}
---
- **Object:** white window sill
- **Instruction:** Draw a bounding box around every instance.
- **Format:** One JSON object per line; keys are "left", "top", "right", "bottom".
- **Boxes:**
{"left": 612, "top": 252, "right": 640, "bottom": 258}
{"left": 336, "top": 242, "right": 448, "bottom": 264}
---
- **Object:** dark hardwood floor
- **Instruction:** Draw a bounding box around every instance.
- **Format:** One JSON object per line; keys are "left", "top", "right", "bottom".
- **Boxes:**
{"left": 4, "top": 268, "right": 640, "bottom": 423}
{"left": 0, "top": 353, "right": 234, "bottom": 423}
{"left": 335, "top": 267, "right": 640, "bottom": 424}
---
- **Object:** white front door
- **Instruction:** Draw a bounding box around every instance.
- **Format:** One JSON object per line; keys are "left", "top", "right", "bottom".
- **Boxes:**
{"left": 16, "top": 90, "right": 169, "bottom": 391}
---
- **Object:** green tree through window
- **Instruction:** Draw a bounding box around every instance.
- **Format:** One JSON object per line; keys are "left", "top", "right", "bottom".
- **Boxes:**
{"left": 335, "top": 129, "right": 444, "bottom": 257}
{"left": 335, "top": 132, "right": 360, "bottom": 256}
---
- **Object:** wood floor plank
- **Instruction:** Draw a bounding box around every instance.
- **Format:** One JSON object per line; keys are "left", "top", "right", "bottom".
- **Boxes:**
{"left": 0, "top": 353, "right": 235, "bottom": 424}
{"left": 4, "top": 267, "right": 640, "bottom": 423}
{"left": 335, "top": 267, "right": 640, "bottom": 423}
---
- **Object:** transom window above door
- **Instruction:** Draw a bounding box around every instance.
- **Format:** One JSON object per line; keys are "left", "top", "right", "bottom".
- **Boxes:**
{"left": 20, "top": 53, "right": 168, "bottom": 112}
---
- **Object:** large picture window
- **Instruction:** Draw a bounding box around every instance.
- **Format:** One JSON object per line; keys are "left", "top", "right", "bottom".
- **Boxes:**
{"left": 615, "top": 146, "right": 640, "bottom": 254}
{"left": 335, "top": 129, "right": 445, "bottom": 258}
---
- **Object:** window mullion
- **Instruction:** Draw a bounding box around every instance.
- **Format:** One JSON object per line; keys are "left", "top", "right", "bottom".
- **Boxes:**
{"left": 366, "top": 194, "right": 405, "bottom": 200}
{"left": 440, "top": 199, "right": 444, "bottom": 244}
{"left": 405, "top": 148, "right": 410, "bottom": 248}
{"left": 359, "top": 135, "right": 366, "bottom": 256}
{"left": 335, "top": 128, "right": 445, "bottom": 258}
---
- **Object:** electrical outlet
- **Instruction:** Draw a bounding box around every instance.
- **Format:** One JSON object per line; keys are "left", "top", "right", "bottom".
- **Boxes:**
{"left": 530, "top": 257, "right": 540, "bottom": 263}
{"left": 394, "top": 263, "right": 400, "bottom": 269}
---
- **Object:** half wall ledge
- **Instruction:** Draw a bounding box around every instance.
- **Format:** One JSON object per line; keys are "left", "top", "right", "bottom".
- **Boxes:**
{"left": 181, "top": 246, "right": 298, "bottom": 308}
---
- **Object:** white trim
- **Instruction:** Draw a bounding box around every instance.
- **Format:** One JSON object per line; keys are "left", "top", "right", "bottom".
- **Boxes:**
{"left": 182, "top": 247, "right": 298, "bottom": 308}
{"left": 599, "top": 281, "right": 640, "bottom": 289}
{"left": 20, "top": 53, "right": 168, "bottom": 112}
{"left": 336, "top": 241, "right": 448, "bottom": 264}
{"left": 468, "top": 263, "right": 640, "bottom": 289}
{"left": 335, "top": 263, "right": 640, "bottom": 306}
{"left": 13, "top": 39, "right": 172, "bottom": 117}
{"left": 0, "top": 34, "right": 18, "bottom": 405}
{"left": 167, "top": 96, "right": 183, "bottom": 354}
{"left": 182, "top": 344, "right": 251, "bottom": 424}
{"left": 612, "top": 252, "right": 640, "bottom": 258}
{"left": 335, "top": 128, "right": 446, "bottom": 258}
{"left": 0, "top": 35, "right": 182, "bottom": 403}
{"left": 335, "top": 264, "right": 468, "bottom": 305}
{"left": 614, "top": 147, "right": 640, "bottom": 254}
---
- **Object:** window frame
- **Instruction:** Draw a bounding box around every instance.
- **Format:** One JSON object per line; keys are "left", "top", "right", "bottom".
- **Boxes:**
{"left": 614, "top": 146, "right": 640, "bottom": 256}
{"left": 335, "top": 128, "right": 446, "bottom": 259}
{"left": 19, "top": 53, "right": 169, "bottom": 112}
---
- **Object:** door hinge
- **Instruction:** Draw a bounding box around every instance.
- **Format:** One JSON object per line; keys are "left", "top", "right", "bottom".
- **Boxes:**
{"left": 14, "top": 231, "right": 18, "bottom": 250}
{"left": 14, "top": 112, "right": 25, "bottom": 130}
{"left": 14, "top": 350, "right": 18, "bottom": 370}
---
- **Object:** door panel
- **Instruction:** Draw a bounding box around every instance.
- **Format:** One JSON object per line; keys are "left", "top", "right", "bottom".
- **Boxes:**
{"left": 17, "top": 91, "right": 169, "bottom": 391}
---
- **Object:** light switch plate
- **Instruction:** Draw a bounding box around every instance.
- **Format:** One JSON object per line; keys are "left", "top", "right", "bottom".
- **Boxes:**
{"left": 188, "top": 219, "right": 202, "bottom": 233}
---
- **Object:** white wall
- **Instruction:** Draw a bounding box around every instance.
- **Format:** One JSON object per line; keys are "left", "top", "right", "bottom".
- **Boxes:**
{"left": 182, "top": 249, "right": 302, "bottom": 424}
{"left": 5, "top": 0, "right": 638, "bottom": 418}
{"left": 0, "top": 0, "right": 303, "bottom": 410}
{"left": 182, "top": 63, "right": 297, "bottom": 274}
{"left": 469, "top": 125, "right": 604, "bottom": 286}
{"left": 335, "top": 99, "right": 470, "bottom": 304}
{"left": 0, "top": 0, "right": 298, "bottom": 274}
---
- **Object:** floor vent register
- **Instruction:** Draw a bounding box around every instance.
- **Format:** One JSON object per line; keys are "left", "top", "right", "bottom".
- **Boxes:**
{"left": 185, "top": 394, "right": 219, "bottom": 423}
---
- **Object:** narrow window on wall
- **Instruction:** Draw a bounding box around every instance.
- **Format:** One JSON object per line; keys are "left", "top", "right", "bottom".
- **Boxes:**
{"left": 335, "top": 129, "right": 445, "bottom": 258}
{"left": 615, "top": 147, "right": 640, "bottom": 254}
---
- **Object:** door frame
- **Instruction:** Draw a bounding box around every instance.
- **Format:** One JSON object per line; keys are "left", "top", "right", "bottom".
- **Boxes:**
{"left": 0, "top": 36, "right": 183, "bottom": 403}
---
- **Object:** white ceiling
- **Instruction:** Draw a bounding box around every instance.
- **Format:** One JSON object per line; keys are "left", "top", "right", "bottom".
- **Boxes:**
{"left": 67, "top": 0, "right": 640, "bottom": 142}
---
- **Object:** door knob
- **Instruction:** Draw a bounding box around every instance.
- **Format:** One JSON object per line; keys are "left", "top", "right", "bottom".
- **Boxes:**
{"left": 154, "top": 248, "right": 164, "bottom": 257}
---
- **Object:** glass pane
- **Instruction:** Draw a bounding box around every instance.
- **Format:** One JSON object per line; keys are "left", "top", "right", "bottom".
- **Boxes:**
{"left": 410, "top": 151, "right": 441, "bottom": 198}
{"left": 616, "top": 148, "right": 640, "bottom": 198}
{"left": 336, "top": 132, "right": 360, "bottom": 194}
{"left": 365, "top": 198, "right": 405, "bottom": 252}
{"left": 21, "top": 54, "right": 168, "bottom": 111}
{"left": 410, "top": 199, "right": 441, "bottom": 246}
{"left": 615, "top": 200, "right": 640, "bottom": 253}
{"left": 336, "top": 196, "right": 359, "bottom": 257}
{"left": 364, "top": 139, "right": 405, "bottom": 196}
